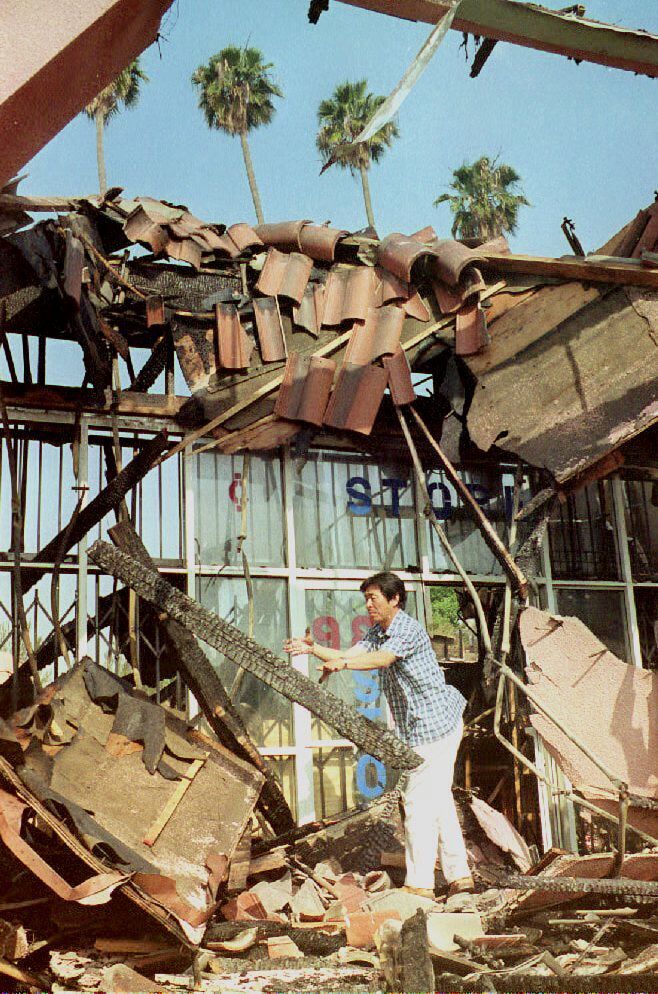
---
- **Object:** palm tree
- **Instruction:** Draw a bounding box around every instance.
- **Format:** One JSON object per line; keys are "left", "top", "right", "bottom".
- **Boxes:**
{"left": 191, "top": 46, "right": 282, "bottom": 225}
{"left": 316, "top": 80, "right": 399, "bottom": 230}
{"left": 84, "top": 60, "right": 148, "bottom": 195}
{"left": 434, "top": 156, "right": 529, "bottom": 240}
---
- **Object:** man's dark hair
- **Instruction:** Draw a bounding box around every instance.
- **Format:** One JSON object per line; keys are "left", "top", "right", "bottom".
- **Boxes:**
{"left": 360, "top": 571, "right": 407, "bottom": 609}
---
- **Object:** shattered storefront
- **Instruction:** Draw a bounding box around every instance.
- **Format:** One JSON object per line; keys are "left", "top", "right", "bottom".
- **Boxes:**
{"left": 0, "top": 183, "right": 656, "bottom": 989}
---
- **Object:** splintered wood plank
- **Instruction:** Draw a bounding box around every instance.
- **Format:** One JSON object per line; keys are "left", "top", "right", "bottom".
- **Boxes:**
{"left": 142, "top": 759, "right": 204, "bottom": 847}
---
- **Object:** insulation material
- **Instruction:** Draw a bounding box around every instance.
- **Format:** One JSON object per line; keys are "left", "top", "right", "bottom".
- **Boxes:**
{"left": 519, "top": 606, "right": 658, "bottom": 833}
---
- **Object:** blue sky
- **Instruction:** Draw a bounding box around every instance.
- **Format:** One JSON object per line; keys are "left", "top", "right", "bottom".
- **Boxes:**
{"left": 22, "top": 0, "right": 658, "bottom": 256}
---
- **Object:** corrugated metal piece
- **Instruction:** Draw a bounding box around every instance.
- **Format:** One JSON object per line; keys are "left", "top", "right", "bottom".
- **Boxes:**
{"left": 299, "top": 224, "right": 349, "bottom": 262}
{"left": 465, "top": 284, "right": 658, "bottom": 482}
{"left": 255, "top": 248, "right": 313, "bottom": 305}
{"left": 455, "top": 299, "right": 488, "bottom": 356}
{"left": 292, "top": 283, "right": 326, "bottom": 336}
{"left": 324, "top": 363, "right": 389, "bottom": 435}
{"left": 214, "top": 303, "right": 254, "bottom": 370}
{"left": 345, "top": 305, "right": 405, "bottom": 365}
{"left": 254, "top": 221, "right": 311, "bottom": 253}
{"left": 383, "top": 348, "right": 416, "bottom": 406}
{"left": 253, "top": 297, "right": 286, "bottom": 362}
{"left": 323, "top": 266, "right": 377, "bottom": 326}
{"left": 520, "top": 605, "right": 658, "bottom": 837}
{"left": 274, "top": 353, "right": 336, "bottom": 425}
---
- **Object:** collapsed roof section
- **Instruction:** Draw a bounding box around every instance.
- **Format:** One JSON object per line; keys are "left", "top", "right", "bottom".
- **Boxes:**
{"left": 334, "top": 0, "right": 658, "bottom": 78}
{"left": 1, "top": 191, "right": 657, "bottom": 489}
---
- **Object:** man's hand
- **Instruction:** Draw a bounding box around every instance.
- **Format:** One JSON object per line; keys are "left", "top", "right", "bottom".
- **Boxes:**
{"left": 318, "top": 658, "right": 346, "bottom": 683}
{"left": 283, "top": 630, "right": 314, "bottom": 656}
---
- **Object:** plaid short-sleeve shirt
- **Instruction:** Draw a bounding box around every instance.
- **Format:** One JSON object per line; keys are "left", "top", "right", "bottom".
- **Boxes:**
{"left": 356, "top": 609, "right": 465, "bottom": 747}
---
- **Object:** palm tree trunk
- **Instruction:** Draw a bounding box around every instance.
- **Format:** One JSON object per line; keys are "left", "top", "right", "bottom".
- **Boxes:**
{"left": 95, "top": 109, "right": 107, "bottom": 196}
{"left": 240, "top": 131, "right": 264, "bottom": 225}
{"left": 359, "top": 164, "right": 375, "bottom": 230}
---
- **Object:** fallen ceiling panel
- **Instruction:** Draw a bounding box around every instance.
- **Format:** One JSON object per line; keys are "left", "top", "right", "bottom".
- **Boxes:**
{"left": 336, "top": 0, "right": 658, "bottom": 77}
{"left": 465, "top": 285, "right": 658, "bottom": 483}
{"left": 519, "top": 605, "right": 658, "bottom": 837}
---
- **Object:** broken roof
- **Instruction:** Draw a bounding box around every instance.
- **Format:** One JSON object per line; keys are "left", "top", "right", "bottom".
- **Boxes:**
{"left": 1, "top": 191, "right": 657, "bottom": 488}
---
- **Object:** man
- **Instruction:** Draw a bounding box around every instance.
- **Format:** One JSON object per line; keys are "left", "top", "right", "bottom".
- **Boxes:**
{"left": 285, "top": 570, "right": 473, "bottom": 899}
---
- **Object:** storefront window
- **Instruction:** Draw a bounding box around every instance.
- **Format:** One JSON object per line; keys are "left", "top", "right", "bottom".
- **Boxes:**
{"left": 292, "top": 452, "right": 417, "bottom": 570}
{"left": 634, "top": 588, "right": 658, "bottom": 669}
{"left": 426, "top": 469, "right": 529, "bottom": 575}
{"left": 548, "top": 481, "right": 619, "bottom": 580}
{"left": 197, "top": 576, "right": 292, "bottom": 745}
{"left": 304, "top": 587, "right": 418, "bottom": 811}
{"left": 623, "top": 479, "right": 658, "bottom": 582}
{"left": 555, "top": 587, "right": 628, "bottom": 661}
{"left": 193, "top": 451, "right": 285, "bottom": 567}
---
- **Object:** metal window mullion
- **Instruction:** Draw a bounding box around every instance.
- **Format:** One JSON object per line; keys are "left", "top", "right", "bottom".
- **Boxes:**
{"left": 76, "top": 418, "right": 89, "bottom": 661}
{"left": 612, "top": 476, "right": 643, "bottom": 667}
{"left": 284, "top": 447, "right": 315, "bottom": 825}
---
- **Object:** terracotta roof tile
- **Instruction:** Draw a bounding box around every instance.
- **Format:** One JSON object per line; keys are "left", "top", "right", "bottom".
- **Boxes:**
{"left": 62, "top": 231, "right": 84, "bottom": 304}
{"left": 255, "top": 248, "right": 313, "bottom": 305}
{"left": 253, "top": 297, "right": 287, "bottom": 362}
{"left": 145, "top": 294, "right": 166, "bottom": 328}
{"left": 166, "top": 236, "right": 203, "bottom": 269}
{"left": 455, "top": 299, "right": 488, "bottom": 356}
{"left": 323, "top": 266, "right": 377, "bottom": 326}
{"left": 298, "top": 224, "right": 348, "bottom": 262}
{"left": 383, "top": 348, "right": 416, "bottom": 406}
{"left": 254, "top": 220, "right": 311, "bottom": 252}
{"left": 432, "top": 265, "right": 486, "bottom": 314}
{"left": 324, "top": 363, "right": 389, "bottom": 435}
{"left": 214, "top": 302, "right": 254, "bottom": 370}
{"left": 344, "top": 305, "right": 404, "bottom": 366}
{"left": 293, "top": 283, "right": 325, "bottom": 336}
{"left": 632, "top": 211, "right": 658, "bottom": 257}
{"left": 403, "top": 291, "right": 430, "bottom": 322}
{"left": 122, "top": 197, "right": 229, "bottom": 268}
{"left": 409, "top": 225, "right": 437, "bottom": 242}
{"left": 429, "top": 239, "right": 485, "bottom": 286}
{"left": 215, "top": 223, "right": 263, "bottom": 258}
{"left": 374, "top": 266, "right": 408, "bottom": 305}
{"left": 274, "top": 353, "right": 335, "bottom": 425}
{"left": 377, "top": 233, "right": 430, "bottom": 282}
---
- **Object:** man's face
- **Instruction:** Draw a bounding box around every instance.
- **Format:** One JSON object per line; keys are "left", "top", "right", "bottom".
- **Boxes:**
{"left": 363, "top": 585, "right": 399, "bottom": 628}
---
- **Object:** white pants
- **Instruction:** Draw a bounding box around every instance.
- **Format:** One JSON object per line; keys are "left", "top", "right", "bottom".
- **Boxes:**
{"left": 402, "top": 718, "right": 470, "bottom": 889}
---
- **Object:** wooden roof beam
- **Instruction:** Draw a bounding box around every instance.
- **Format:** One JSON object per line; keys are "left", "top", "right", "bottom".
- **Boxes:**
{"left": 336, "top": 0, "right": 658, "bottom": 77}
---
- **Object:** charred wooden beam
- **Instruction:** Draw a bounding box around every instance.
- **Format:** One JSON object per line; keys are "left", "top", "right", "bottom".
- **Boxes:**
{"left": 87, "top": 540, "right": 421, "bottom": 770}
{"left": 128, "top": 336, "right": 171, "bottom": 394}
{"left": 108, "top": 520, "right": 295, "bottom": 835}
{"left": 23, "top": 431, "right": 168, "bottom": 594}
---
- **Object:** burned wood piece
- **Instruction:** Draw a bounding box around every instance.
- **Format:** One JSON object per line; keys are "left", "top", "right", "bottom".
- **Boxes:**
{"left": 128, "top": 335, "right": 171, "bottom": 394}
{"left": 108, "top": 520, "right": 295, "bottom": 835}
{"left": 22, "top": 431, "right": 168, "bottom": 595}
{"left": 507, "top": 874, "right": 658, "bottom": 897}
{"left": 87, "top": 540, "right": 421, "bottom": 770}
{"left": 409, "top": 406, "right": 528, "bottom": 596}
{"left": 400, "top": 909, "right": 434, "bottom": 993}
{"left": 204, "top": 920, "right": 344, "bottom": 957}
